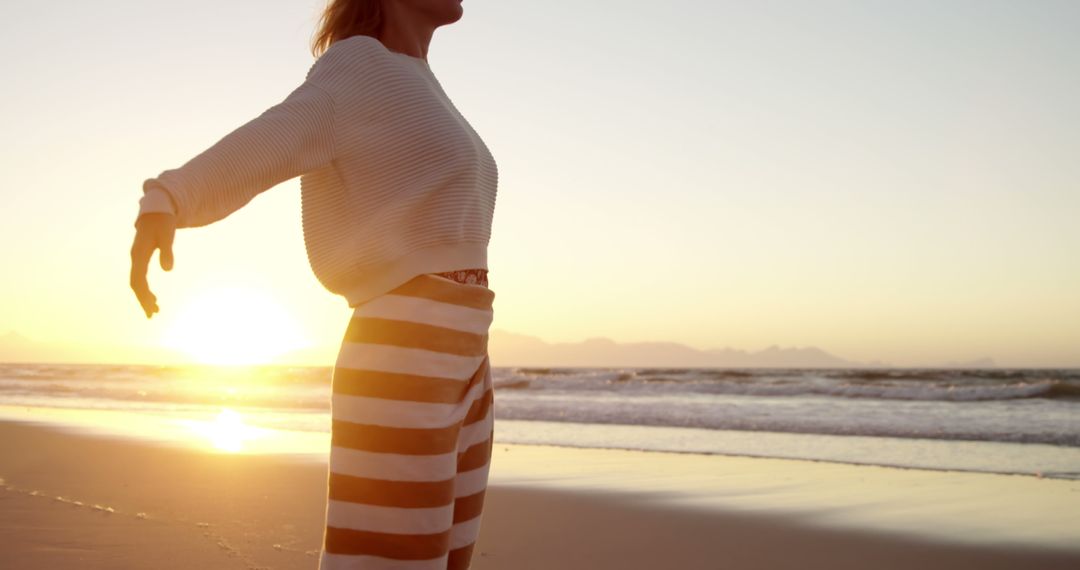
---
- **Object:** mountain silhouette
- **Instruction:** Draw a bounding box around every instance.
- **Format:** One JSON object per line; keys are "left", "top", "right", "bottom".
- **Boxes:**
{"left": 489, "top": 330, "right": 890, "bottom": 368}
{"left": 0, "top": 328, "right": 999, "bottom": 368}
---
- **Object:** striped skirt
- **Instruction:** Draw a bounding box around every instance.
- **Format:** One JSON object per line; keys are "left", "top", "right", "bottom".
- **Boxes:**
{"left": 319, "top": 273, "right": 496, "bottom": 570}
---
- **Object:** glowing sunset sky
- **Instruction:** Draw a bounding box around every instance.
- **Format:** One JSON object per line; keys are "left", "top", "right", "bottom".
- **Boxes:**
{"left": 1, "top": 0, "right": 1077, "bottom": 367}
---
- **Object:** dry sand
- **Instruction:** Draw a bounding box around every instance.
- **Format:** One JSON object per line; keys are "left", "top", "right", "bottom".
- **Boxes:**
{"left": 1, "top": 419, "right": 1078, "bottom": 569}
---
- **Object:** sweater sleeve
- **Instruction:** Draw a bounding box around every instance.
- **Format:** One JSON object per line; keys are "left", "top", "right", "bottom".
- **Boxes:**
{"left": 137, "top": 186, "right": 177, "bottom": 217}
{"left": 138, "top": 55, "right": 344, "bottom": 229}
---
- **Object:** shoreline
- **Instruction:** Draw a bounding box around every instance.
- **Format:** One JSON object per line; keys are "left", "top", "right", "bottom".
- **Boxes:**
{"left": 2, "top": 404, "right": 1078, "bottom": 480}
{"left": 2, "top": 419, "right": 1079, "bottom": 569}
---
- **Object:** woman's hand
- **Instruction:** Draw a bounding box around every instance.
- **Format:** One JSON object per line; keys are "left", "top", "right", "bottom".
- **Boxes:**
{"left": 130, "top": 213, "right": 176, "bottom": 319}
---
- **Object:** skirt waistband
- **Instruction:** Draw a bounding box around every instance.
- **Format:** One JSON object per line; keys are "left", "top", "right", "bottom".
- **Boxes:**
{"left": 430, "top": 268, "right": 489, "bottom": 288}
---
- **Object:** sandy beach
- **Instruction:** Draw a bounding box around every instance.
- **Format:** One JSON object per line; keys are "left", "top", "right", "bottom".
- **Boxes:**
{"left": 2, "top": 418, "right": 1079, "bottom": 569}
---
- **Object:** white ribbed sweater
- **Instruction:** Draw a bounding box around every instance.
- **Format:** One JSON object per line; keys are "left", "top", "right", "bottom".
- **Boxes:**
{"left": 137, "top": 35, "right": 498, "bottom": 307}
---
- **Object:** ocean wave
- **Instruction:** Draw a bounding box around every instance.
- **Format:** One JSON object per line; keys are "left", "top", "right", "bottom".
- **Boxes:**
{"left": 515, "top": 367, "right": 579, "bottom": 376}
{"left": 3, "top": 362, "right": 1078, "bottom": 451}
{"left": 492, "top": 392, "right": 1080, "bottom": 447}
{"left": 4, "top": 363, "right": 1079, "bottom": 406}
{"left": 689, "top": 378, "right": 1080, "bottom": 402}
{"left": 491, "top": 369, "right": 1080, "bottom": 402}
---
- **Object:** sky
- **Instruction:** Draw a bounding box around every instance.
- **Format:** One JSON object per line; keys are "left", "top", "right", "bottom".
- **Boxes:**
{"left": 1, "top": 0, "right": 1078, "bottom": 367}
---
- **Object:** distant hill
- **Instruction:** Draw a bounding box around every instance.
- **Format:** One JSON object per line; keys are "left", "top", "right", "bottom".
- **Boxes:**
{"left": 0, "top": 330, "right": 187, "bottom": 366}
{"left": 488, "top": 330, "right": 892, "bottom": 368}
{"left": 0, "top": 328, "right": 998, "bottom": 369}
{"left": 0, "top": 330, "right": 77, "bottom": 363}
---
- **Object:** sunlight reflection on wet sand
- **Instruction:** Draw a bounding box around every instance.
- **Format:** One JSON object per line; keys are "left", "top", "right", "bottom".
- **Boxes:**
{"left": 0, "top": 405, "right": 328, "bottom": 457}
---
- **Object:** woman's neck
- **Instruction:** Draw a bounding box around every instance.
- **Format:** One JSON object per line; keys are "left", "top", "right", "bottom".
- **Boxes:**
{"left": 377, "top": 4, "right": 438, "bottom": 61}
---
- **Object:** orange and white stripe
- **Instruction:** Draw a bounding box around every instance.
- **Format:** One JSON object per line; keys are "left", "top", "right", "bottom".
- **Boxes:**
{"left": 319, "top": 273, "right": 496, "bottom": 570}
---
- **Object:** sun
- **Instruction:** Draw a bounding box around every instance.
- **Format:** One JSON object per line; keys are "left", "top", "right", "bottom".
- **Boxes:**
{"left": 162, "top": 286, "right": 309, "bottom": 365}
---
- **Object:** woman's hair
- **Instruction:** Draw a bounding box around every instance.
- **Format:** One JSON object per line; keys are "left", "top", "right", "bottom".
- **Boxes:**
{"left": 311, "top": 0, "right": 385, "bottom": 57}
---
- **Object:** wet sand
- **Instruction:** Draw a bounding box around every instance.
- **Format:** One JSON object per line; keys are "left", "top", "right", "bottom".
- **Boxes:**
{"left": 1, "top": 419, "right": 1078, "bottom": 569}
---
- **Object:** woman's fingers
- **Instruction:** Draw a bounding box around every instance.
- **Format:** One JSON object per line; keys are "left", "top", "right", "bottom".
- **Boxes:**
{"left": 130, "top": 230, "right": 159, "bottom": 319}
{"left": 130, "top": 213, "right": 177, "bottom": 318}
{"left": 159, "top": 227, "right": 175, "bottom": 271}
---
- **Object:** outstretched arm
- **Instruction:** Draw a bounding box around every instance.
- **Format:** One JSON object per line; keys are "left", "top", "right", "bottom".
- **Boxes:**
{"left": 138, "top": 78, "right": 337, "bottom": 229}
{"left": 130, "top": 44, "right": 355, "bottom": 317}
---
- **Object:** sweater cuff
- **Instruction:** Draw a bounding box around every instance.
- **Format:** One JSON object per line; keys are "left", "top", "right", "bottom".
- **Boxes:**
{"left": 137, "top": 186, "right": 177, "bottom": 218}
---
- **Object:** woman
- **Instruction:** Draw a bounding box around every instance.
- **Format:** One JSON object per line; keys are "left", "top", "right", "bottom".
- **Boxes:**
{"left": 128, "top": 1, "right": 499, "bottom": 568}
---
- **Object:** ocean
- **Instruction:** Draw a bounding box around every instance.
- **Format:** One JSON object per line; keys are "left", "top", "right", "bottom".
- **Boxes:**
{"left": 1, "top": 363, "right": 1078, "bottom": 479}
